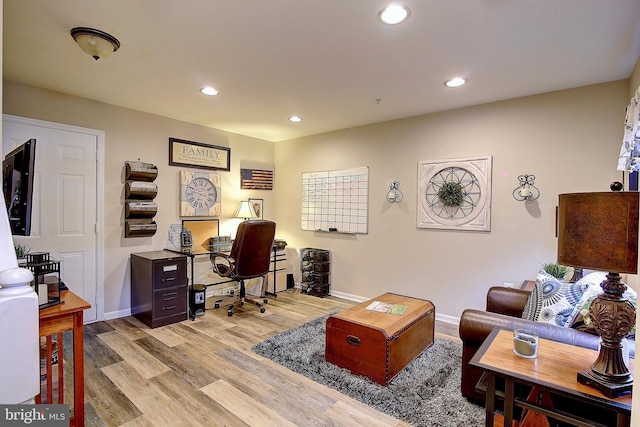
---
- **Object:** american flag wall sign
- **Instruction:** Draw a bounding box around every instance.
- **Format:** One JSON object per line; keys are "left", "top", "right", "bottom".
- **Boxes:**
{"left": 240, "top": 169, "right": 273, "bottom": 190}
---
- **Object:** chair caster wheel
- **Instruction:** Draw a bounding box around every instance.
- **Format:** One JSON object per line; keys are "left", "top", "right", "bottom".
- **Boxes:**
{"left": 260, "top": 307, "right": 265, "bottom": 313}
{"left": 263, "top": 299, "right": 268, "bottom": 304}
{"left": 214, "top": 303, "right": 220, "bottom": 309}
{"left": 227, "top": 311, "right": 233, "bottom": 317}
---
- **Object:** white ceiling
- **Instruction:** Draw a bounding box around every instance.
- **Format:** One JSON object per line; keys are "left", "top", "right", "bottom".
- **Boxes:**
{"left": 4, "top": 1, "right": 640, "bottom": 142}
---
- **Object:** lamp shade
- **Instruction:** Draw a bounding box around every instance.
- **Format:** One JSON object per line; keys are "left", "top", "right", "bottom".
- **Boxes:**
{"left": 235, "top": 201, "right": 257, "bottom": 220}
{"left": 557, "top": 192, "right": 639, "bottom": 274}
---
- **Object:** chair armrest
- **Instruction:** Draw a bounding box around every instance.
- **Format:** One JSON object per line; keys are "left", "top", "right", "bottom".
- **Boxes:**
{"left": 459, "top": 309, "right": 600, "bottom": 349}
{"left": 210, "top": 252, "right": 236, "bottom": 277}
{"left": 486, "top": 286, "right": 531, "bottom": 317}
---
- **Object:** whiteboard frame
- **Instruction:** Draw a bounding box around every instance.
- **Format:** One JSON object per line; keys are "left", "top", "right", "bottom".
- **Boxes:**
{"left": 301, "top": 166, "right": 369, "bottom": 234}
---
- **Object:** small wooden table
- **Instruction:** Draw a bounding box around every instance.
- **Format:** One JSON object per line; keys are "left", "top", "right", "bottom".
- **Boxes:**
{"left": 38, "top": 290, "right": 91, "bottom": 427}
{"left": 470, "top": 328, "right": 632, "bottom": 427}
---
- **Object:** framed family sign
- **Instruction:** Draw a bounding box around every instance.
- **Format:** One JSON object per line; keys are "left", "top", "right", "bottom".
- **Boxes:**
{"left": 169, "top": 137, "right": 231, "bottom": 171}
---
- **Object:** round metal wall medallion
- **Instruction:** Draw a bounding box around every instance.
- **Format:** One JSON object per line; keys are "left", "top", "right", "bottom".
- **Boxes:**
{"left": 418, "top": 156, "right": 492, "bottom": 231}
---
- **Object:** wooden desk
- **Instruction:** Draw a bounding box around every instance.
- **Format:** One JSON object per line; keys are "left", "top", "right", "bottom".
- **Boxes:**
{"left": 470, "top": 328, "right": 632, "bottom": 427}
{"left": 38, "top": 290, "right": 91, "bottom": 427}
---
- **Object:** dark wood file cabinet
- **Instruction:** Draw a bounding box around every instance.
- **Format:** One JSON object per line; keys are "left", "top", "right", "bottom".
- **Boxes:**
{"left": 131, "top": 250, "right": 188, "bottom": 328}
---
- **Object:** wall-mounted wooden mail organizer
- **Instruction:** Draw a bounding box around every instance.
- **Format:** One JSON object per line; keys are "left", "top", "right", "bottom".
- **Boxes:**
{"left": 124, "top": 160, "right": 158, "bottom": 237}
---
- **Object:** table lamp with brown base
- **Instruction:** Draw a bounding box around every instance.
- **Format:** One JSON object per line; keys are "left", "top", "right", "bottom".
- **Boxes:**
{"left": 557, "top": 188, "right": 638, "bottom": 398}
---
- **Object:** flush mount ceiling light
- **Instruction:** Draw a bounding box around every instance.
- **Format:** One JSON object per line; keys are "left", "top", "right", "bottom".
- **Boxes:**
{"left": 289, "top": 116, "right": 303, "bottom": 123}
{"left": 444, "top": 77, "right": 467, "bottom": 88}
{"left": 378, "top": 4, "right": 411, "bottom": 25}
{"left": 200, "top": 86, "right": 219, "bottom": 96}
{"left": 70, "top": 27, "right": 120, "bottom": 61}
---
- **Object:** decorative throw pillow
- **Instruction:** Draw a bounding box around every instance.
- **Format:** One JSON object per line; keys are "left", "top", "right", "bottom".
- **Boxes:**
{"left": 566, "top": 272, "right": 637, "bottom": 338}
{"left": 522, "top": 270, "right": 588, "bottom": 327}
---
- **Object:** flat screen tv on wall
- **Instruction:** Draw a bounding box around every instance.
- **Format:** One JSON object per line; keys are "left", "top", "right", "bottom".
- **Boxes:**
{"left": 2, "top": 139, "right": 36, "bottom": 236}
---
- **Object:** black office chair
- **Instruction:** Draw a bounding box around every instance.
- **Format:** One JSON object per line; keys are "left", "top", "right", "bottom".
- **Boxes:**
{"left": 210, "top": 220, "right": 276, "bottom": 316}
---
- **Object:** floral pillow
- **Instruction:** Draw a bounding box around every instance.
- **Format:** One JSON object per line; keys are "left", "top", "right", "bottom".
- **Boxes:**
{"left": 522, "top": 270, "right": 588, "bottom": 327}
{"left": 566, "top": 272, "right": 637, "bottom": 338}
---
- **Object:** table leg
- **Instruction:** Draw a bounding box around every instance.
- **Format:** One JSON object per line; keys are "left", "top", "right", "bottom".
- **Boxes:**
{"left": 72, "top": 312, "right": 85, "bottom": 427}
{"left": 504, "top": 379, "right": 514, "bottom": 427}
{"left": 190, "top": 256, "right": 196, "bottom": 320}
{"left": 57, "top": 333, "right": 64, "bottom": 404}
{"left": 617, "top": 411, "right": 630, "bottom": 427}
{"left": 46, "top": 335, "right": 53, "bottom": 402}
{"left": 485, "top": 373, "right": 495, "bottom": 427}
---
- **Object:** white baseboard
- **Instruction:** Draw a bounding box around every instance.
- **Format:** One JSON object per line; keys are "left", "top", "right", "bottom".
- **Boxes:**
{"left": 436, "top": 312, "right": 460, "bottom": 327}
{"left": 105, "top": 308, "right": 131, "bottom": 320}
{"left": 330, "top": 290, "right": 461, "bottom": 327}
{"left": 330, "top": 290, "right": 370, "bottom": 303}
{"left": 105, "top": 291, "right": 462, "bottom": 327}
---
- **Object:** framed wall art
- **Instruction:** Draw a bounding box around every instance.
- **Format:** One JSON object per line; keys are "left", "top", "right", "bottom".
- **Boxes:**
{"left": 240, "top": 168, "right": 273, "bottom": 190}
{"left": 179, "top": 170, "right": 222, "bottom": 217}
{"left": 169, "top": 137, "right": 230, "bottom": 171}
{"left": 417, "top": 155, "right": 492, "bottom": 231}
{"left": 249, "top": 198, "right": 264, "bottom": 219}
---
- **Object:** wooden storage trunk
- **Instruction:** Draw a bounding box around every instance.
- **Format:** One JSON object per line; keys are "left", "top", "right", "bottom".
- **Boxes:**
{"left": 325, "top": 293, "right": 435, "bottom": 385}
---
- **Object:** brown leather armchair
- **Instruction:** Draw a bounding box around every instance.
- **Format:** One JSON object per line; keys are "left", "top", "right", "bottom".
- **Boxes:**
{"left": 458, "top": 286, "right": 603, "bottom": 403}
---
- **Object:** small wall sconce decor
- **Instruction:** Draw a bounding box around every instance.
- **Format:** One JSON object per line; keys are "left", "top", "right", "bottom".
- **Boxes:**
{"left": 513, "top": 174, "right": 540, "bottom": 201}
{"left": 386, "top": 181, "right": 403, "bottom": 203}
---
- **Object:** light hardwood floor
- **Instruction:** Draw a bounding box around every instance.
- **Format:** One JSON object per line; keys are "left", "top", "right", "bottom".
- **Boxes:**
{"left": 77, "top": 291, "right": 460, "bottom": 427}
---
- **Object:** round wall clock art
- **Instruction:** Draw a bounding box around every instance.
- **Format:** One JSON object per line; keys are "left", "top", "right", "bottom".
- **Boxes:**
{"left": 417, "top": 155, "right": 492, "bottom": 231}
{"left": 179, "top": 170, "right": 222, "bottom": 217}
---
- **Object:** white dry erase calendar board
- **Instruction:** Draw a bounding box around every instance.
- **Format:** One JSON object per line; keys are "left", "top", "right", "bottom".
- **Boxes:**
{"left": 301, "top": 166, "right": 369, "bottom": 234}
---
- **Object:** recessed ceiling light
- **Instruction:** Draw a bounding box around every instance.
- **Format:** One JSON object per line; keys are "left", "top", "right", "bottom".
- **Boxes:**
{"left": 378, "top": 4, "right": 411, "bottom": 25}
{"left": 289, "top": 116, "right": 303, "bottom": 123}
{"left": 200, "top": 86, "right": 219, "bottom": 96}
{"left": 444, "top": 77, "right": 467, "bottom": 88}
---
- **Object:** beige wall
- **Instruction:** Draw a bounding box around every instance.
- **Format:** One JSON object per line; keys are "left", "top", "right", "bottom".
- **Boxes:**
{"left": 3, "top": 80, "right": 275, "bottom": 316}
{"left": 630, "top": 56, "right": 640, "bottom": 97}
{"left": 0, "top": 0, "right": 3, "bottom": 155}
{"left": 274, "top": 81, "right": 628, "bottom": 319}
{"left": 1, "top": 78, "right": 632, "bottom": 321}
{"left": 628, "top": 57, "right": 640, "bottom": 426}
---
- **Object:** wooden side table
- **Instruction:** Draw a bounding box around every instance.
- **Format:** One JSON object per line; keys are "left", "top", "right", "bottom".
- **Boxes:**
{"left": 38, "top": 290, "right": 91, "bottom": 427}
{"left": 470, "top": 328, "right": 632, "bottom": 427}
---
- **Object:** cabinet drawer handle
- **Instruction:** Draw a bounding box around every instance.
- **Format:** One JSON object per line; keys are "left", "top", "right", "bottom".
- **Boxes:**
{"left": 163, "top": 305, "right": 177, "bottom": 310}
{"left": 163, "top": 292, "right": 178, "bottom": 300}
{"left": 161, "top": 277, "right": 176, "bottom": 282}
{"left": 346, "top": 335, "right": 360, "bottom": 346}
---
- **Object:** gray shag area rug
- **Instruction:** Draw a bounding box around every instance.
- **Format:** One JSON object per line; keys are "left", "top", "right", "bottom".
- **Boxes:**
{"left": 252, "top": 314, "right": 484, "bottom": 426}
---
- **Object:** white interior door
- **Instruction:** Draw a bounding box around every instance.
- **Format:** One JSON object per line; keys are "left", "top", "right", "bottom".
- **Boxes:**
{"left": 2, "top": 115, "right": 103, "bottom": 323}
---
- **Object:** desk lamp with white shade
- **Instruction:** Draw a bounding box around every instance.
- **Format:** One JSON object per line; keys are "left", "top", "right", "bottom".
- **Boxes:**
{"left": 235, "top": 201, "right": 257, "bottom": 221}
